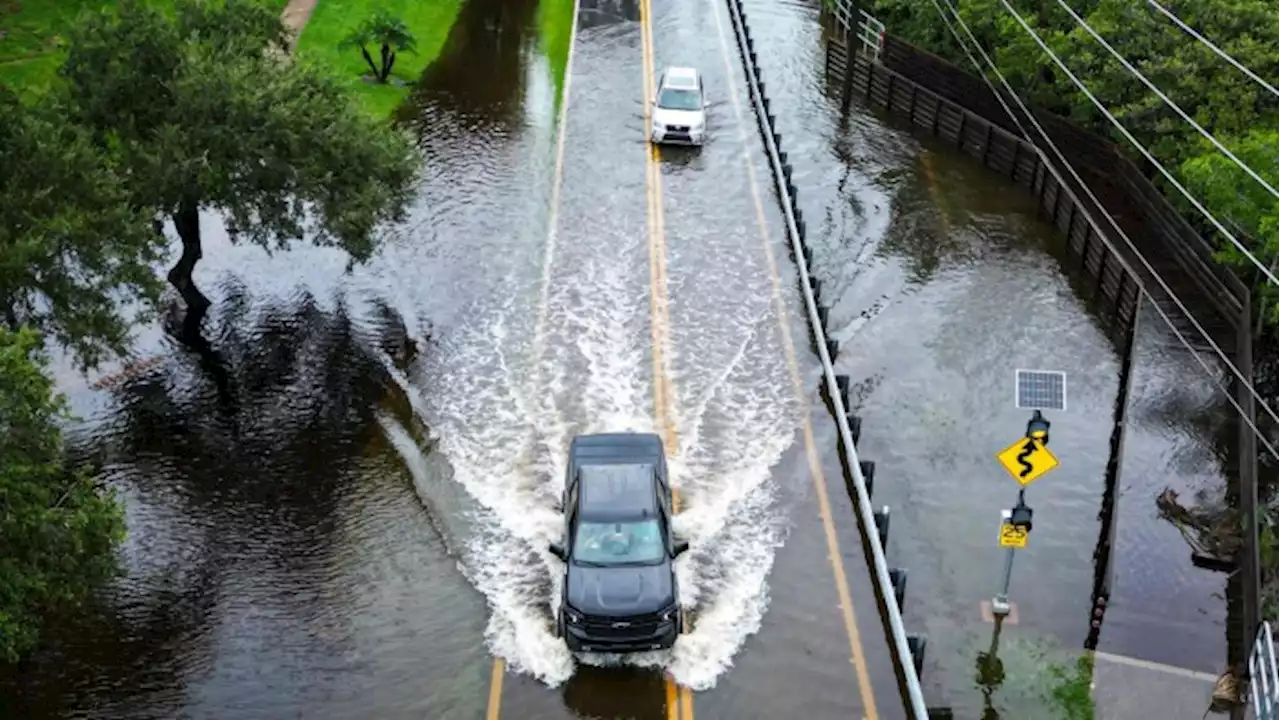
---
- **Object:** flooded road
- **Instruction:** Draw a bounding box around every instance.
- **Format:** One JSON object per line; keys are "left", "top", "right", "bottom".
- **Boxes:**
{"left": 0, "top": 0, "right": 1234, "bottom": 717}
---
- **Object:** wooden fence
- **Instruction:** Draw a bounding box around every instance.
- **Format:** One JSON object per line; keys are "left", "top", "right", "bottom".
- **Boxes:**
{"left": 825, "top": 18, "right": 1262, "bottom": 689}
{"left": 826, "top": 40, "right": 1141, "bottom": 332}
{"left": 873, "top": 33, "right": 1249, "bottom": 350}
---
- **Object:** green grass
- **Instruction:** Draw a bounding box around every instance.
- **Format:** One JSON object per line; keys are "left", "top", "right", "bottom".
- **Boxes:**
{"left": 0, "top": 0, "right": 126, "bottom": 97}
{"left": 536, "top": 0, "right": 574, "bottom": 107}
{"left": 294, "top": 0, "right": 463, "bottom": 120}
{"left": 0, "top": 0, "right": 288, "bottom": 99}
{"left": 1045, "top": 654, "right": 1096, "bottom": 720}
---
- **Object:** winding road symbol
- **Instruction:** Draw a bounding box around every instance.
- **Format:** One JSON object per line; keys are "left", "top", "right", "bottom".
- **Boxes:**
{"left": 996, "top": 437, "right": 1059, "bottom": 486}
{"left": 1014, "top": 439, "right": 1037, "bottom": 479}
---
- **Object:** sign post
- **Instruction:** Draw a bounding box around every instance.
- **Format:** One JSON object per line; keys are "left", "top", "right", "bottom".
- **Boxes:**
{"left": 991, "top": 491, "right": 1034, "bottom": 617}
{"left": 990, "top": 370, "right": 1066, "bottom": 619}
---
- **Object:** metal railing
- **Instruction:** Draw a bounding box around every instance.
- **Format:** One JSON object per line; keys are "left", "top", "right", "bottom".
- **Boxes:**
{"left": 726, "top": 0, "right": 929, "bottom": 715}
{"left": 831, "top": 0, "right": 885, "bottom": 62}
{"left": 1252, "top": 622, "right": 1278, "bottom": 720}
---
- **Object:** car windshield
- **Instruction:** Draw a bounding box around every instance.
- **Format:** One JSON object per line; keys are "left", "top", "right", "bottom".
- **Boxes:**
{"left": 572, "top": 519, "right": 665, "bottom": 566}
{"left": 657, "top": 86, "right": 701, "bottom": 112}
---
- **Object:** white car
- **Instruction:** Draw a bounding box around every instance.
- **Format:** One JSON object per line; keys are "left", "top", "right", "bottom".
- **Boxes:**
{"left": 650, "top": 66, "right": 706, "bottom": 146}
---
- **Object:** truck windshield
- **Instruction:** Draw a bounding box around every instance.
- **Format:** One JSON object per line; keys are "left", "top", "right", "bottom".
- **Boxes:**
{"left": 657, "top": 87, "right": 701, "bottom": 111}
{"left": 572, "top": 519, "right": 665, "bottom": 566}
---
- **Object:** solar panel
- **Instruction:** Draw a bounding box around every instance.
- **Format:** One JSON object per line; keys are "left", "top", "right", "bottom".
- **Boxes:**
{"left": 1015, "top": 369, "right": 1067, "bottom": 411}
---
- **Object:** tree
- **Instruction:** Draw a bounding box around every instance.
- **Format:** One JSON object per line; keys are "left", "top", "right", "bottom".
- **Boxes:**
{"left": 0, "top": 86, "right": 165, "bottom": 371}
{"left": 341, "top": 8, "right": 419, "bottom": 84}
{"left": 59, "top": 0, "right": 420, "bottom": 345}
{"left": 1181, "top": 128, "right": 1279, "bottom": 323}
{"left": 866, "top": 0, "right": 1278, "bottom": 327}
{"left": 0, "top": 326, "right": 126, "bottom": 664}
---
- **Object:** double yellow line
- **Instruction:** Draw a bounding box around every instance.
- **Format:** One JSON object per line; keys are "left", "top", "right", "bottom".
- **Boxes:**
{"left": 639, "top": 0, "right": 695, "bottom": 719}
{"left": 488, "top": 0, "right": 694, "bottom": 715}
{"left": 641, "top": 0, "right": 678, "bottom": 459}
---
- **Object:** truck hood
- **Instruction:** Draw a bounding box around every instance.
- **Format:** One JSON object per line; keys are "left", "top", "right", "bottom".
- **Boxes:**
{"left": 566, "top": 563, "right": 675, "bottom": 616}
{"left": 652, "top": 107, "right": 705, "bottom": 127}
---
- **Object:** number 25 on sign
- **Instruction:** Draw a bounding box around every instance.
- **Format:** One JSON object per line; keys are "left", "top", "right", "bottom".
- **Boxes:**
{"left": 1000, "top": 523, "right": 1028, "bottom": 549}
{"left": 996, "top": 437, "right": 1059, "bottom": 486}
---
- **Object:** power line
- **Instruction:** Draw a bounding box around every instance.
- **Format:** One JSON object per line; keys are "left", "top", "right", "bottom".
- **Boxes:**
{"left": 1050, "top": 0, "right": 1277, "bottom": 201}
{"left": 1146, "top": 0, "right": 1280, "bottom": 100}
{"left": 925, "top": 0, "right": 1031, "bottom": 142}
{"left": 996, "top": 0, "right": 1279, "bottom": 286}
{"left": 927, "top": 0, "right": 1279, "bottom": 457}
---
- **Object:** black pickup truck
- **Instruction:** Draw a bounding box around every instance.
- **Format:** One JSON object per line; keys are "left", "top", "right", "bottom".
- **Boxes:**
{"left": 549, "top": 433, "right": 689, "bottom": 653}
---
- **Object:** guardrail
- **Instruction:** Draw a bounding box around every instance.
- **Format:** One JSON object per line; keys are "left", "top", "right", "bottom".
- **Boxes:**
{"left": 1252, "top": 622, "right": 1278, "bottom": 720}
{"left": 723, "top": 0, "right": 930, "bottom": 716}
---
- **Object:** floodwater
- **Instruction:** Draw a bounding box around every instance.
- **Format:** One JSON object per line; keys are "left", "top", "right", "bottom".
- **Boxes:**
{"left": 744, "top": 1, "right": 1234, "bottom": 716}
{"left": 0, "top": 0, "right": 1234, "bottom": 718}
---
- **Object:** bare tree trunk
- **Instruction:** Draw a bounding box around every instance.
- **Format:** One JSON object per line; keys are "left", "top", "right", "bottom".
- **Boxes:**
{"left": 380, "top": 43, "right": 391, "bottom": 82}
{"left": 360, "top": 47, "right": 379, "bottom": 78}
{"left": 167, "top": 198, "right": 211, "bottom": 345}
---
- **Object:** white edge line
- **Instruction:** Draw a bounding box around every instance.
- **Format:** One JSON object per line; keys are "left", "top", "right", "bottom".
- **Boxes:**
{"left": 722, "top": 2, "right": 929, "bottom": 717}
{"left": 1092, "top": 650, "right": 1220, "bottom": 684}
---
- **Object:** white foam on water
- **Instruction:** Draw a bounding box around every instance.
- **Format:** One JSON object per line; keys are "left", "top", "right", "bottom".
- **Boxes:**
{"left": 383, "top": 214, "right": 660, "bottom": 686}
{"left": 666, "top": 318, "right": 799, "bottom": 689}
{"left": 382, "top": 269, "right": 804, "bottom": 690}
{"left": 414, "top": 311, "right": 577, "bottom": 686}
{"left": 561, "top": 249, "right": 653, "bottom": 436}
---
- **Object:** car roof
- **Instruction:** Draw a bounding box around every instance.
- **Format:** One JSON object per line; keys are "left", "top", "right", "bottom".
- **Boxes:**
{"left": 578, "top": 463, "right": 658, "bottom": 521}
{"left": 662, "top": 66, "right": 700, "bottom": 89}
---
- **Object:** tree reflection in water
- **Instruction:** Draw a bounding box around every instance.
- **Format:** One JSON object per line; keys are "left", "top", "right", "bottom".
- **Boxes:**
{"left": 0, "top": 279, "right": 419, "bottom": 719}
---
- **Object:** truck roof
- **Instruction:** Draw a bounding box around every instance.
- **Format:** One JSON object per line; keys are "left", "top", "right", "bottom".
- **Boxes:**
{"left": 578, "top": 464, "right": 658, "bottom": 521}
{"left": 569, "top": 432, "right": 665, "bottom": 465}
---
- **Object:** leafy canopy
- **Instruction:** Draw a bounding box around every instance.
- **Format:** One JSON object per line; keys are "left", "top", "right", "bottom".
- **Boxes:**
{"left": 0, "top": 326, "right": 125, "bottom": 663}
{"left": 60, "top": 0, "right": 419, "bottom": 263}
{"left": 867, "top": 0, "right": 1278, "bottom": 303}
{"left": 1182, "top": 129, "right": 1279, "bottom": 319}
{"left": 0, "top": 86, "right": 165, "bottom": 371}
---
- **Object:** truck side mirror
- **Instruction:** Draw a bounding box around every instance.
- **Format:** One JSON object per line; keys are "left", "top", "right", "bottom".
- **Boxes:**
{"left": 672, "top": 540, "right": 690, "bottom": 557}
{"left": 549, "top": 542, "right": 567, "bottom": 561}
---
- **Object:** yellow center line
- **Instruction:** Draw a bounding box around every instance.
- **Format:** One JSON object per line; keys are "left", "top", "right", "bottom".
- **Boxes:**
{"left": 710, "top": 0, "right": 880, "bottom": 717}
{"left": 640, "top": 0, "right": 693, "bottom": 718}
{"left": 642, "top": 17, "right": 677, "bottom": 457}
{"left": 485, "top": 657, "right": 506, "bottom": 720}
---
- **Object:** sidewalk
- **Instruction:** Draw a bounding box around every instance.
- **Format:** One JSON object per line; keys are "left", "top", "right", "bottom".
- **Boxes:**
{"left": 280, "top": 0, "right": 319, "bottom": 52}
{"left": 1092, "top": 651, "right": 1221, "bottom": 719}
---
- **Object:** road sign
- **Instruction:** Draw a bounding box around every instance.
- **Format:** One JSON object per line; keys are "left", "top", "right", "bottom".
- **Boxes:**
{"left": 996, "top": 437, "right": 1059, "bottom": 486}
{"left": 999, "top": 522, "right": 1028, "bottom": 549}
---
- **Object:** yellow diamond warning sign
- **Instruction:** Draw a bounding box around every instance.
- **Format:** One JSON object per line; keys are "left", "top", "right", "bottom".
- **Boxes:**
{"left": 996, "top": 437, "right": 1059, "bottom": 487}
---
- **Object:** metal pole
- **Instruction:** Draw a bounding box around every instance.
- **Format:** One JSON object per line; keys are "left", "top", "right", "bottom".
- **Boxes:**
{"left": 991, "top": 488, "right": 1024, "bottom": 617}
{"left": 992, "top": 547, "right": 1015, "bottom": 616}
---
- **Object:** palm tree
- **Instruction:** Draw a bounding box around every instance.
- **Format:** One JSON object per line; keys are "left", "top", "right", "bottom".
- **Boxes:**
{"left": 340, "top": 9, "right": 417, "bottom": 83}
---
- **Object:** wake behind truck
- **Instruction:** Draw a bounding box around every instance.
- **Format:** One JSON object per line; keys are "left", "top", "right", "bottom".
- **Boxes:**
{"left": 549, "top": 433, "right": 689, "bottom": 653}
